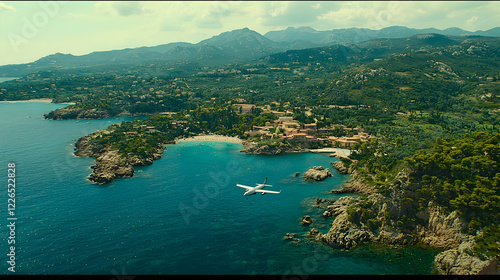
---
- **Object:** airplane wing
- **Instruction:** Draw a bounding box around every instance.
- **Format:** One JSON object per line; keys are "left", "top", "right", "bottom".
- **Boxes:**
{"left": 255, "top": 189, "right": 281, "bottom": 194}
{"left": 256, "top": 184, "right": 273, "bottom": 187}
{"left": 236, "top": 184, "right": 253, "bottom": 190}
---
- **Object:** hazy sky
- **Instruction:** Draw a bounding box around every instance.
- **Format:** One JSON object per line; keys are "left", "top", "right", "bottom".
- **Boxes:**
{"left": 1, "top": 1, "right": 499, "bottom": 66}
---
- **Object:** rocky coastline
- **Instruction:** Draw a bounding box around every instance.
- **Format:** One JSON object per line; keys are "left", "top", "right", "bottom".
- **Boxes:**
{"left": 240, "top": 140, "right": 308, "bottom": 155}
{"left": 74, "top": 130, "right": 169, "bottom": 184}
{"left": 312, "top": 163, "right": 499, "bottom": 275}
{"left": 73, "top": 127, "right": 497, "bottom": 274}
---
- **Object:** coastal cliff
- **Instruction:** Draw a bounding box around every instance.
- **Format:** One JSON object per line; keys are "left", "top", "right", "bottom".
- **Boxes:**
{"left": 331, "top": 161, "right": 375, "bottom": 195}
{"left": 74, "top": 130, "right": 166, "bottom": 184}
{"left": 318, "top": 168, "right": 499, "bottom": 275}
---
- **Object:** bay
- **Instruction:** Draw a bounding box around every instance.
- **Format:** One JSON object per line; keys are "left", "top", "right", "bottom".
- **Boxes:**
{"left": 0, "top": 102, "right": 441, "bottom": 275}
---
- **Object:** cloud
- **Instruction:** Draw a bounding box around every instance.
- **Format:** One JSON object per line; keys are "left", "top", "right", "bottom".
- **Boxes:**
{"left": 0, "top": 2, "right": 15, "bottom": 13}
{"left": 315, "top": 1, "right": 500, "bottom": 31}
{"left": 317, "top": 2, "right": 409, "bottom": 29}
{"left": 465, "top": 16, "right": 478, "bottom": 27}
{"left": 312, "top": 3, "right": 322, "bottom": 10}
{"left": 95, "top": 1, "right": 150, "bottom": 17}
{"left": 257, "top": 1, "right": 333, "bottom": 27}
{"left": 193, "top": 1, "right": 248, "bottom": 29}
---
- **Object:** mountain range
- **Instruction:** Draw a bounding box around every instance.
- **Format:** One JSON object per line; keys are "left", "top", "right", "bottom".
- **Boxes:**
{"left": 1, "top": 25, "right": 499, "bottom": 77}
{"left": 264, "top": 25, "right": 500, "bottom": 45}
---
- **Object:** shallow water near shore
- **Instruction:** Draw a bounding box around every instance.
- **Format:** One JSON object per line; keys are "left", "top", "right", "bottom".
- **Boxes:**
{"left": 1, "top": 102, "right": 441, "bottom": 275}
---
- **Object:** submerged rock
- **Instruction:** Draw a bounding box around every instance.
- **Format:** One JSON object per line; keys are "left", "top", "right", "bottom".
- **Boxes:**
{"left": 283, "top": 233, "right": 301, "bottom": 246}
{"left": 306, "top": 228, "right": 321, "bottom": 240}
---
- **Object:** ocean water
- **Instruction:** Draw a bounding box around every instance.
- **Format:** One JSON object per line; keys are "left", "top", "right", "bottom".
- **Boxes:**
{"left": 0, "top": 102, "right": 442, "bottom": 275}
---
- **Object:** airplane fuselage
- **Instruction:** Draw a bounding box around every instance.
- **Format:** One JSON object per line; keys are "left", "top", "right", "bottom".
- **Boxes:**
{"left": 236, "top": 178, "right": 280, "bottom": 196}
{"left": 243, "top": 185, "right": 265, "bottom": 196}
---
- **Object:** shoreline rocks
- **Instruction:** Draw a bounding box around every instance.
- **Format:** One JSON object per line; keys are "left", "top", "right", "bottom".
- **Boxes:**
{"left": 434, "top": 237, "right": 499, "bottom": 275}
{"left": 74, "top": 131, "right": 167, "bottom": 185}
{"left": 331, "top": 160, "right": 356, "bottom": 174}
{"left": 240, "top": 141, "right": 308, "bottom": 155}
{"left": 88, "top": 150, "right": 135, "bottom": 184}
{"left": 317, "top": 172, "right": 498, "bottom": 275}
{"left": 331, "top": 174, "right": 375, "bottom": 195}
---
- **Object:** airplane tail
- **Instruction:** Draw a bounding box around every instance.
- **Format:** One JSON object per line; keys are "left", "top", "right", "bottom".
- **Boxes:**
{"left": 262, "top": 177, "right": 272, "bottom": 187}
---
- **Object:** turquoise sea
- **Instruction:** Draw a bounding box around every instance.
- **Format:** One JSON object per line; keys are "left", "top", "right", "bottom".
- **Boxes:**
{"left": 0, "top": 102, "right": 442, "bottom": 275}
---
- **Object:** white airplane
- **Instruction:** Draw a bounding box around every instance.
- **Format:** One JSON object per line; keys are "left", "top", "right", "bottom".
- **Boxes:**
{"left": 236, "top": 177, "right": 281, "bottom": 196}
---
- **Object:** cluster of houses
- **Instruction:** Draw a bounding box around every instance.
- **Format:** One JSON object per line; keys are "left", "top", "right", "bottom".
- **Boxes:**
{"left": 117, "top": 102, "right": 373, "bottom": 148}
{"left": 125, "top": 124, "right": 158, "bottom": 135}
{"left": 245, "top": 116, "right": 373, "bottom": 148}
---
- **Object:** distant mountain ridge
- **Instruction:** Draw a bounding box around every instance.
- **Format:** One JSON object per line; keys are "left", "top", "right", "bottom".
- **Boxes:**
{"left": 1, "top": 26, "right": 499, "bottom": 77}
{"left": 264, "top": 25, "right": 500, "bottom": 45}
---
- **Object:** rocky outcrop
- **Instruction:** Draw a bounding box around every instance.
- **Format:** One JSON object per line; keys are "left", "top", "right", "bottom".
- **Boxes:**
{"left": 240, "top": 141, "right": 307, "bottom": 155}
{"left": 283, "top": 233, "right": 301, "bottom": 246}
{"left": 303, "top": 166, "right": 332, "bottom": 181}
{"left": 88, "top": 150, "right": 135, "bottom": 184}
{"left": 320, "top": 196, "right": 372, "bottom": 249}
{"left": 301, "top": 215, "right": 314, "bottom": 226}
{"left": 331, "top": 161, "right": 349, "bottom": 174}
{"left": 45, "top": 107, "right": 110, "bottom": 119}
{"left": 331, "top": 160, "right": 356, "bottom": 174}
{"left": 306, "top": 228, "right": 322, "bottom": 240}
{"left": 313, "top": 197, "right": 336, "bottom": 209}
{"left": 317, "top": 172, "right": 498, "bottom": 275}
{"left": 419, "top": 203, "right": 467, "bottom": 249}
{"left": 240, "top": 141, "right": 286, "bottom": 155}
{"left": 74, "top": 131, "right": 166, "bottom": 184}
{"left": 434, "top": 237, "right": 499, "bottom": 275}
{"left": 331, "top": 173, "right": 375, "bottom": 195}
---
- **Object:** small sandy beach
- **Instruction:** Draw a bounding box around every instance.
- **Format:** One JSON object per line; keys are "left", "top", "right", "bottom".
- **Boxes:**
{"left": 309, "top": 147, "right": 351, "bottom": 158}
{"left": 0, "top": 99, "right": 76, "bottom": 105}
{"left": 175, "top": 134, "right": 244, "bottom": 144}
{"left": 0, "top": 98, "right": 53, "bottom": 103}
